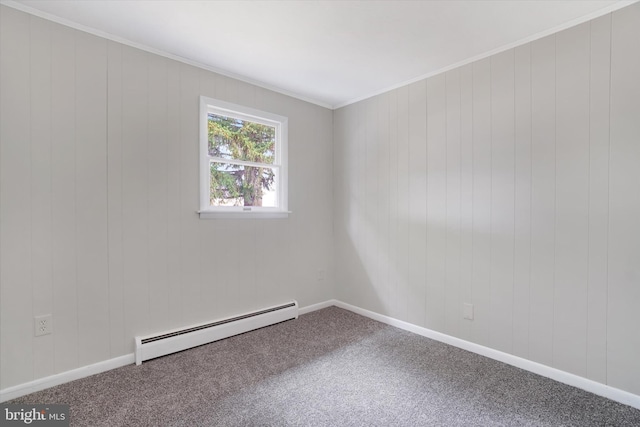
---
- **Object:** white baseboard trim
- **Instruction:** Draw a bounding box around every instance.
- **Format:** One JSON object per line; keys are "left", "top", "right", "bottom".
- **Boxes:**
{"left": 0, "top": 301, "right": 332, "bottom": 402}
{"left": 0, "top": 301, "right": 330, "bottom": 403}
{"left": 3, "top": 300, "right": 638, "bottom": 411}
{"left": 333, "top": 300, "right": 640, "bottom": 410}
{"left": 299, "top": 299, "right": 338, "bottom": 315}
{"left": 0, "top": 353, "right": 134, "bottom": 403}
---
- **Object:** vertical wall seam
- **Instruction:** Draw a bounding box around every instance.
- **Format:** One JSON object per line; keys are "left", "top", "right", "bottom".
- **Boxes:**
{"left": 458, "top": 70, "right": 463, "bottom": 339}
{"left": 406, "top": 93, "right": 411, "bottom": 319}
{"left": 552, "top": 34, "right": 558, "bottom": 368}
{"left": 512, "top": 49, "right": 517, "bottom": 355}
{"left": 119, "top": 45, "right": 125, "bottom": 352}
{"left": 390, "top": 92, "right": 395, "bottom": 316}
{"left": 586, "top": 21, "right": 592, "bottom": 379}
{"left": 375, "top": 97, "right": 380, "bottom": 315}
{"left": 28, "top": 14, "right": 34, "bottom": 381}
{"left": 178, "top": 65, "right": 182, "bottom": 322}
{"left": 142, "top": 52, "right": 151, "bottom": 328}
{"left": 488, "top": 58, "right": 493, "bottom": 346}
{"left": 444, "top": 76, "right": 448, "bottom": 331}
{"left": 387, "top": 94, "right": 392, "bottom": 315}
{"left": 73, "top": 28, "right": 79, "bottom": 367}
{"left": 605, "top": 11, "right": 613, "bottom": 387}
{"left": 166, "top": 60, "right": 170, "bottom": 326}
{"left": 470, "top": 63, "right": 475, "bottom": 338}
{"left": 146, "top": 53, "right": 151, "bottom": 329}
{"left": 527, "top": 43, "right": 533, "bottom": 361}
{"left": 386, "top": 94, "right": 390, "bottom": 313}
{"left": 105, "top": 41, "right": 112, "bottom": 359}
{"left": 423, "top": 83, "right": 428, "bottom": 327}
{"left": 405, "top": 90, "right": 409, "bottom": 317}
{"left": 48, "top": 18, "right": 55, "bottom": 372}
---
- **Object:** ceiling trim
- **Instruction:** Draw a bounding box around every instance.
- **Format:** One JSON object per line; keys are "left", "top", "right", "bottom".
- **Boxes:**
{"left": 0, "top": 0, "right": 334, "bottom": 110}
{"left": 333, "top": 0, "right": 638, "bottom": 109}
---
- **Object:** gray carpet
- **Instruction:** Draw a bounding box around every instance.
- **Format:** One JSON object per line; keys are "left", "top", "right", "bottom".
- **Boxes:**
{"left": 9, "top": 307, "right": 640, "bottom": 426}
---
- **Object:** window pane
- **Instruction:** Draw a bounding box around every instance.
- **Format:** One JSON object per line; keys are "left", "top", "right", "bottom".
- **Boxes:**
{"left": 210, "top": 161, "right": 277, "bottom": 207}
{"left": 208, "top": 114, "right": 275, "bottom": 164}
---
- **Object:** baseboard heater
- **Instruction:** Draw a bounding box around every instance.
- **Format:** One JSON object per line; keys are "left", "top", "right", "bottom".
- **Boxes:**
{"left": 134, "top": 301, "right": 298, "bottom": 365}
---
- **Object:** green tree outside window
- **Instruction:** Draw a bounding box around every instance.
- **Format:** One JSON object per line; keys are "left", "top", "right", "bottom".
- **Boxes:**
{"left": 208, "top": 114, "right": 276, "bottom": 207}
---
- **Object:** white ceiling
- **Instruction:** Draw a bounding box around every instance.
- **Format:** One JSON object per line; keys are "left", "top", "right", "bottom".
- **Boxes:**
{"left": 5, "top": 0, "right": 635, "bottom": 108}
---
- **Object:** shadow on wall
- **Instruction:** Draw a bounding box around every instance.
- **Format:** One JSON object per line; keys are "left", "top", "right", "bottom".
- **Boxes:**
{"left": 335, "top": 195, "right": 438, "bottom": 327}
{"left": 336, "top": 188, "right": 504, "bottom": 348}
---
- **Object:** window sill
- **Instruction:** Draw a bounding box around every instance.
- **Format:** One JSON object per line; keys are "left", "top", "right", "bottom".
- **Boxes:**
{"left": 198, "top": 210, "right": 291, "bottom": 219}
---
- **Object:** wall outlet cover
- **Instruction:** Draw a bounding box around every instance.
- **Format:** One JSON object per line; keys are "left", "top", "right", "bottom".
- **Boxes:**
{"left": 463, "top": 303, "right": 474, "bottom": 320}
{"left": 34, "top": 314, "right": 53, "bottom": 337}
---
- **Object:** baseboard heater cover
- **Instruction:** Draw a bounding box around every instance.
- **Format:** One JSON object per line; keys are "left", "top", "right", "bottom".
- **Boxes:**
{"left": 134, "top": 301, "right": 298, "bottom": 365}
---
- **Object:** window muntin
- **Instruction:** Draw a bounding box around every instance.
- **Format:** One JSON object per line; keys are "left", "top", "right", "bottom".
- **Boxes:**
{"left": 199, "top": 97, "right": 288, "bottom": 218}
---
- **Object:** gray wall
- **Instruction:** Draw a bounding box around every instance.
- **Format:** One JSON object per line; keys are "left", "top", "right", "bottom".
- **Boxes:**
{"left": 0, "top": 5, "right": 334, "bottom": 389}
{"left": 333, "top": 3, "right": 640, "bottom": 395}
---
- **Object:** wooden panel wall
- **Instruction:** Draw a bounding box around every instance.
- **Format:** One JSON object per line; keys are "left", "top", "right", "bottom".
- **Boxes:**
{"left": 0, "top": 6, "right": 334, "bottom": 390}
{"left": 608, "top": 2, "right": 640, "bottom": 395}
{"left": 333, "top": 3, "right": 640, "bottom": 396}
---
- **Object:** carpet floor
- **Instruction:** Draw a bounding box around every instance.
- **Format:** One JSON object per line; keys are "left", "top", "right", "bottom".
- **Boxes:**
{"left": 9, "top": 306, "right": 640, "bottom": 426}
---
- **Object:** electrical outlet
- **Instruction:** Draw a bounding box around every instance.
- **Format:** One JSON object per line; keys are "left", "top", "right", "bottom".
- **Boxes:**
{"left": 34, "top": 315, "right": 52, "bottom": 337}
{"left": 463, "top": 303, "right": 474, "bottom": 320}
{"left": 317, "top": 269, "right": 325, "bottom": 281}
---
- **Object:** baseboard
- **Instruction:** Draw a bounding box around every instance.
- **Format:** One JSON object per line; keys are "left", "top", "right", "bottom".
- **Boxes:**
{"left": 333, "top": 300, "right": 640, "bottom": 411}
{"left": 299, "top": 299, "right": 338, "bottom": 315}
{"left": 1, "top": 300, "right": 332, "bottom": 402}
{"left": 0, "top": 300, "right": 330, "bottom": 402}
{"left": 0, "top": 353, "right": 134, "bottom": 403}
{"left": 4, "top": 300, "right": 638, "bottom": 411}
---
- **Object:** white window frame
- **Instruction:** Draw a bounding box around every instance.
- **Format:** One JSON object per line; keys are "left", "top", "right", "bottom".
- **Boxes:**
{"left": 198, "top": 96, "right": 289, "bottom": 219}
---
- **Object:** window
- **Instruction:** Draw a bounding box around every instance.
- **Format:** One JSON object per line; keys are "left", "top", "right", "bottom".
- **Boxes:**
{"left": 199, "top": 97, "right": 289, "bottom": 219}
